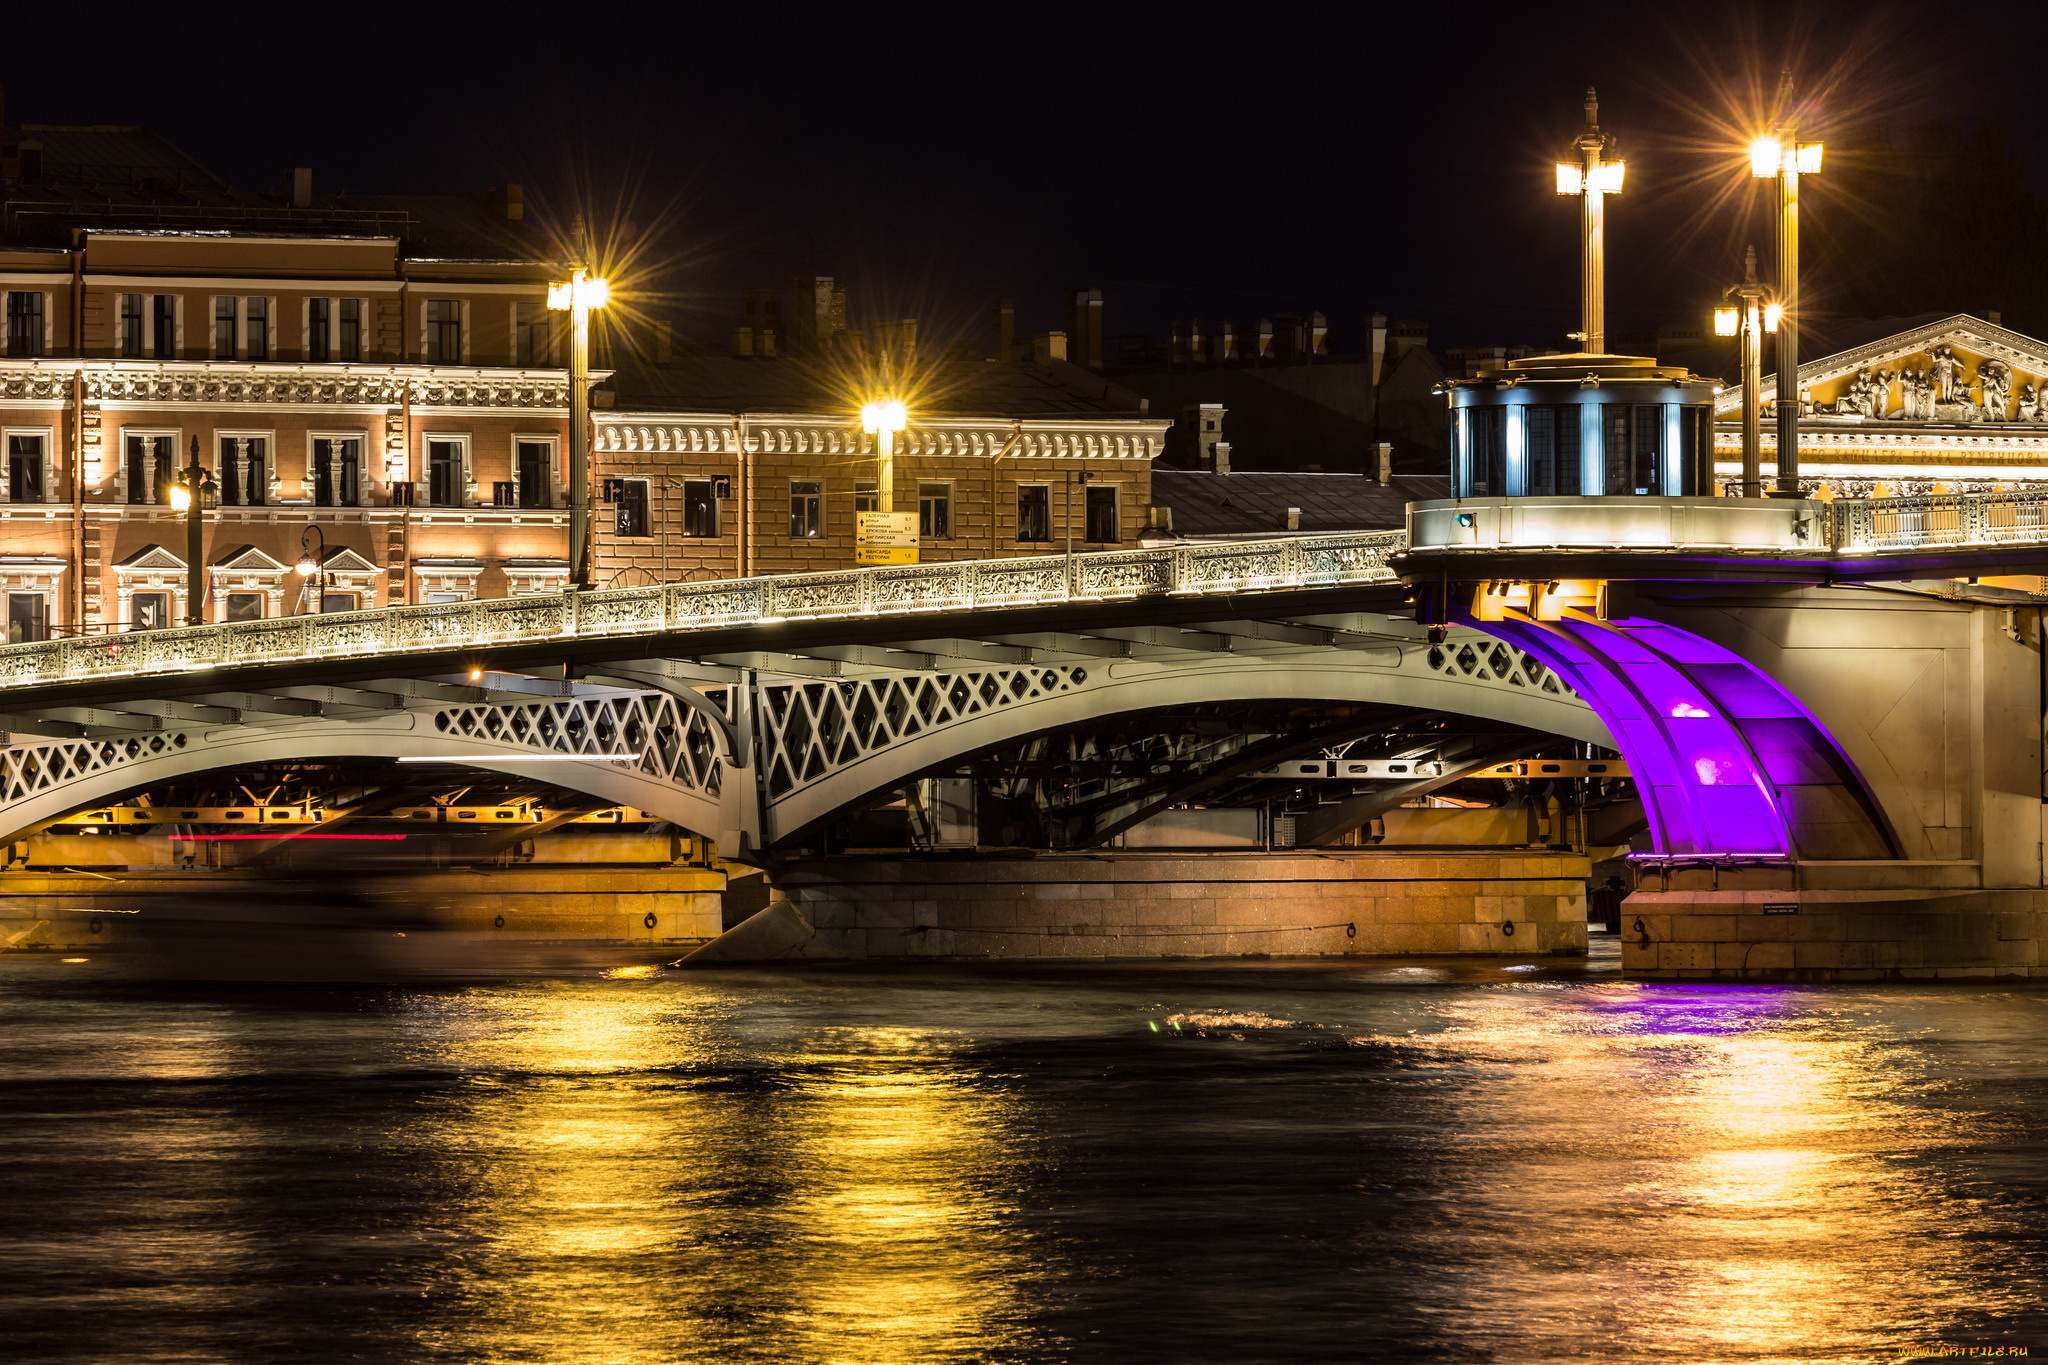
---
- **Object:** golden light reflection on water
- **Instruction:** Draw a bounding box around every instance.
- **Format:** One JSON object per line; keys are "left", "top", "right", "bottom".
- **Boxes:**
{"left": 1400, "top": 986, "right": 1979, "bottom": 1363}
{"left": 406, "top": 986, "right": 1040, "bottom": 1363}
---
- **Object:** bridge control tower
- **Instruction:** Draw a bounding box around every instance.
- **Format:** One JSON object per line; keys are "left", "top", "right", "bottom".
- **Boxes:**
{"left": 1444, "top": 354, "right": 1720, "bottom": 499}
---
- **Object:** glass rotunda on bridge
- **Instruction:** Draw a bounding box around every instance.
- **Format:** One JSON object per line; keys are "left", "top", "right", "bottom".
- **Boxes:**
{"left": 1444, "top": 354, "right": 1720, "bottom": 499}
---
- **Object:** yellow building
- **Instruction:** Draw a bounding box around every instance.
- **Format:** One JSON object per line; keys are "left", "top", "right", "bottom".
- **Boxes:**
{"left": 1712, "top": 313, "right": 2048, "bottom": 496}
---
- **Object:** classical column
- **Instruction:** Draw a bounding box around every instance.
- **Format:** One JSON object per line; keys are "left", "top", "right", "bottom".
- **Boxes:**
{"left": 232, "top": 438, "right": 249, "bottom": 506}
{"left": 143, "top": 437, "right": 160, "bottom": 505}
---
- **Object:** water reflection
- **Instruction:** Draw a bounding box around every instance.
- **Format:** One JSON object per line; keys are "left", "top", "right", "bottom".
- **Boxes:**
{"left": 2, "top": 963, "right": 2045, "bottom": 1362}
{"left": 403, "top": 982, "right": 1043, "bottom": 1362}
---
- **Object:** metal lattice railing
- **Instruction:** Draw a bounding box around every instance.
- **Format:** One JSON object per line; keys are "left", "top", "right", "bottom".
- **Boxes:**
{"left": 0, "top": 532, "right": 1406, "bottom": 691}
{"left": 1829, "top": 489, "right": 2048, "bottom": 552}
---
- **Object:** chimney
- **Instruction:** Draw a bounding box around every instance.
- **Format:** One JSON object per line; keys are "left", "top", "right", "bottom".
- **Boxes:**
{"left": 1308, "top": 311, "right": 1328, "bottom": 357}
{"left": 1188, "top": 319, "right": 1206, "bottom": 367}
{"left": 1370, "top": 312, "right": 1389, "bottom": 386}
{"left": 874, "top": 318, "right": 917, "bottom": 366}
{"left": 1990, "top": 311, "right": 2004, "bottom": 327}
{"left": 1377, "top": 442, "right": 1394, "bottom": 485}
{"left": 1184, "top": 403, "right": 1226, "bottom": 471}
{"left": 731, "top": 324, "right": 753, "bottom": 359}
{"left": 993, "top": 298, "right": 1015, "bottom": 362}
{"left": 1253, "top": 318, "right": 1273, "bottom": 363}
{"left": 1215, "top": 320, "right": 1237, "bottom": 364}
{"left": 289, "top": 167, "right": 313, "bottom": 208}
{"left": 1279, "top": 506, "right": 1300, "bottom": 531}
{"left": 1033, "top": 330, "right": 1067, "bottom": 364}
{"left": 1068, "top": 288, "right": 1104, "bottom": 369}
{"left": 1169, "top": 322, "right": 1187, "bottom": 368}
{"left": 488, "top": 183, "right": 524, "bottom": 221}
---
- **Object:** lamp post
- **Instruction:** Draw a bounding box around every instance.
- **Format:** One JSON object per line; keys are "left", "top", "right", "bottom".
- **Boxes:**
{"left": 295, "top": 524, "right": 327, "bottom": 615}
{"left": 165, "top": 436, "right": 217, "bottom": 625}
{"left": 1713, "top": 245, "right": 1778, "bottom": 496}
{"left": 548, "top": 235, "right": 612, "bottom": 591}
{"left": 860, "top": 400, "right": 907, "bottom": 512}
{"left": 1554, "top": 87, "right": 1625, "bottom": 355}
{"left": 1751, "top": 70, "right": 1823, "bottom": 497}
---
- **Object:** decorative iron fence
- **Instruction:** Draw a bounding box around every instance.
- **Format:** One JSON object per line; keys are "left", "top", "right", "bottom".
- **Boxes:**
{"left": 0, "top": 532, "right": 1407, "bottom": 690}
{"left": 1829, "top": 489, "right": 2048, "bottom": 552}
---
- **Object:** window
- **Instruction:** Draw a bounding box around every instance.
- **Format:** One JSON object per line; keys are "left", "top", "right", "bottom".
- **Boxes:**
{"left": 1465, "top": 406, "right": 1506, "bottom": 496}
{"left": 1523, "top": 405, "right": 1582, "bottom": 496}
{"left": 308, "top": 298, "right": 329, "bottom": 363}
{"left": 515, "top": 440, "right": 552, "bottom": 508}
{"left": 246, "top": 297, "right": 268, "bottom": 360}
{"left": 218, "top": 436, "right": 267, "bottom": 506}
{"left": 1085, "top": 484, "right": 1119, "bottom": 543}
{"left": 1602, "top": 405, "right": 1664, "bottom": 495}
{"left": 214, "top": 296, "right": 237, "bottom": 359}
{"left": 1016, "top": 485, "right": 1050, "bottom": 542}
{"left": 339, "top": 298, "right": 361, "bottom": 362}
{"left": 682, "top": 479, "right": 717, "bottom": 537}
{"left": 7, "top": 592, "right": 45, "bottom": 643}
{"left": 615, "top": 478, "right": 650, "bottom": 537}
{"left": 120, "top": 294, "right": 144, "bottom": 357}
{"left": 6, "top": 292, "right": 43, "bottom": 357}
{"left": 226, "top": 592, "right": 263, "bottom": 623}
{"left": 153, "top": 295, "right": 176, "bottom": 358}
{"left": 320, "top": 592, "right": 357, "bottom": 614}
{"left": 8, "top": 434, "right": 44, "bottom": 503}
{"left": 854, "top": 481, "right": 879, "bottom": 514}
{"left": 427, "top": 439, "right": 465, "bottom": 507}
{"left": 313, "top": 437, "right": 362, "bottom": 507}
{"left": 789, "top": 480, "right": 823, "bottom": 538}
{"left": 125, "top": 433, "right": 177, "bottom": 505}
{"left": 514, "top": 302, "right": 553, "bottom": 366}
{"left": 426, "top": 300, "right": 462, "bottom": 363}
{"left": 132, "top": 592, "right": 171, "bottom": 631}
{"left": 918, "top": 482, "right": 951, "bottom": 539}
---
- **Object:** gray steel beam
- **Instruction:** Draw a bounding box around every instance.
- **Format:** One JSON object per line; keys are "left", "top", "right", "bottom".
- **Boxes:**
{"left": 1070, "top": 626, "right": 1232, "bottom": 653}
{"left": 186, "top": 692, "right": 321, "bottom": 717}
{"left": 786, "top": 644, "right": 936, "bottom": 671}
{"left": 267, "top": 686, "right": 405, "bottom": 711}
{"left": 1184, "top": 620, "right": 1334, "bottom": 648}
{"left": 891, "top": 638, "right": 1033, "bottom": 665}
{"left": 975, "top": 632, "right": 1130, "bottom": 660}
{"left": 105, "top": 698, "right": 239, "bottom": 724}
{"left": 1292, "top": 737, "right": 1550, "bottom": 848}
{"left": 697, "top": 652, "right": 843, "bottom": 677}
{"left": 28, "top": 707, "right": 163, "bottom": 732}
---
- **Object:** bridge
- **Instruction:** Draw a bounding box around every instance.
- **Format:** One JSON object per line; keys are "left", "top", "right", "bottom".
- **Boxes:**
{"left": 3, "top": 489, "right": 2046, "bottom": 980}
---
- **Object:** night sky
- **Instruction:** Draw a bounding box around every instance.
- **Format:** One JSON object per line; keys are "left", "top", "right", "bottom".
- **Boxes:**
{"left": 13, "top": 0, "right": 2045, "bottom": 353}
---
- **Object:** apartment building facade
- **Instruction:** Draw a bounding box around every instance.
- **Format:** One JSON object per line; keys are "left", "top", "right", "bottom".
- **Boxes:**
{"left": 0, "top": 122, "right": 1167, "bottom": 642}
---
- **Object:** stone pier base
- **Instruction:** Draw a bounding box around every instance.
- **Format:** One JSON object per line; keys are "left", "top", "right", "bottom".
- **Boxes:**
{"left": 1625, "top": 862, "right": 2048, "bottom": 980}
{"left": 692, "top": 851, "right": 1591, "bottom": 962}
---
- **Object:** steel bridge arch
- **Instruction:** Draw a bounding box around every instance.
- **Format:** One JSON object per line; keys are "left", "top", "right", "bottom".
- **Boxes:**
{"left": 0, "top": 699, "right": 726, "bottom": 843}
{"left": 752, "top": 641, "right": 1610, "bottom": 846}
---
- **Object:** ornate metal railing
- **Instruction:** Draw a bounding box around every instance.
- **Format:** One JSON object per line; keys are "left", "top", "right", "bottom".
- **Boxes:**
{"left": 0, "top": 532, "right": 1406, "bottom": 690}
{"left": 1829, "top": 489, "right": 2048, "bottom": 552}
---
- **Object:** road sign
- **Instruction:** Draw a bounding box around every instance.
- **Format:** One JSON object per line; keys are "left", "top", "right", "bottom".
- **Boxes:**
{"left": 856, "top": 511, "right": 919, "bottom": 565}
{"left": 711, "top": 475, "right": 732, "bottom": 500}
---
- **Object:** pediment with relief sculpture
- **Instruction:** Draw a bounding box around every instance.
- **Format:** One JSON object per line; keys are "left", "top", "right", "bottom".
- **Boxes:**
{"left": 1713, "top": 314, "right": 2048, "bottom": 429}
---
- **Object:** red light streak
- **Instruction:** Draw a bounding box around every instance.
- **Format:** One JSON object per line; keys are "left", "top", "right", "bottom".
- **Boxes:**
{"left": 178, "top": 833, "right": 411, "bottom": 841}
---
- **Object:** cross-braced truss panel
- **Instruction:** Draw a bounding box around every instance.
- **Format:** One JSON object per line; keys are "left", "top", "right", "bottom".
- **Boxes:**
{"left": 428, "top": 694, "right": 723, "bottom": 794}
{"left": 759, "top": 666, "right": 1091, "bottom": 798}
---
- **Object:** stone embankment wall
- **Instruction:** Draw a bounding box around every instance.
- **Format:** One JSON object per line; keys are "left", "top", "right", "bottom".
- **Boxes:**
{"left": 693, "top": 852, "right": 1591, "bottom": 962}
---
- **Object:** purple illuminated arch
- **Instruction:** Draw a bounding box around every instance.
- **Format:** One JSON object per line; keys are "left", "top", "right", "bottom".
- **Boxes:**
{"left": 1465, "top": 612, "right": 1898, "bottom": 859}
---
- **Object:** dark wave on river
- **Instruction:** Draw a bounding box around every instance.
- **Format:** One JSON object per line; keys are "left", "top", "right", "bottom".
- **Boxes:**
{"left": 3, "top": 939, "right": 2046, "bottom": 1363}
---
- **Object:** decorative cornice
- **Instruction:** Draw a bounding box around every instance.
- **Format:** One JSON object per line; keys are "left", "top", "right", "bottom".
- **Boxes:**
{"left": 595, "top": 413, "right": 1167, "bottom": 460}
{"left": 0, "top": 361, "right": 577, "bottom": 410}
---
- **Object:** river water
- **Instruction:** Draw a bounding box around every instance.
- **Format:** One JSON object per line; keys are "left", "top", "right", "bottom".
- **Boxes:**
{"left": 3, "top": 937, "right": 2045, "bottom": 1364}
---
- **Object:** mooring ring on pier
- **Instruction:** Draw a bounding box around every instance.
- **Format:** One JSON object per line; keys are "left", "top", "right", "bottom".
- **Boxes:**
{"left": 1501, "top": 920, "right": 1515, "bottom": 937}
{"left": 493, "top": 915, "right": 505, "bottom": 929}
{"left": 1346, "top": 922, "right": 1356, "bottom": 939}
{"left": 88, "top": 919, "right": 103, "bottom": 935}
{"left": 643, "top": 912, "right": 658, "bottom": 929}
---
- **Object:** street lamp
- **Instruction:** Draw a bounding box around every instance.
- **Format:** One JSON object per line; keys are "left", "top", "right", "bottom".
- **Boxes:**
{"left": 548, "top": 231, "right": 611, "bottom": 591}
{"left": 1751, "top": 69, "right": 1823, "bottom": 497}
{"left": 860, "top": 400, "right": 908, "bottom": 512}
{"left": 1554, "top": 86, "right": 1625, "bottom": 355}
{"left": 165, "top": 436, "right": 217, "bottom": 625}
{"left": 295, "top": 524, "right": 328, "bottom": 615}
{"left": 1714, "top": 244, "right": 1778, "bottom": 497}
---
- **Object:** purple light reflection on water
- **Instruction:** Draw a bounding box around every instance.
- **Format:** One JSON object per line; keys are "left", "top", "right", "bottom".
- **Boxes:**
{"left": 1587, "top": 983, "right": 1813, "bottom": 1037}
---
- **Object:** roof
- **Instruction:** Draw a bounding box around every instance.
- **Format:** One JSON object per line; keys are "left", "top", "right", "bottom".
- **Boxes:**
{"left": 3, "top": 123, "right": 547, "bottom": 261}
{"left": 606, "top": 354, "right": 1154, "bottom": 420}
{"left": 1150, "top": 470, "right": 1411, "bottom": 535}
